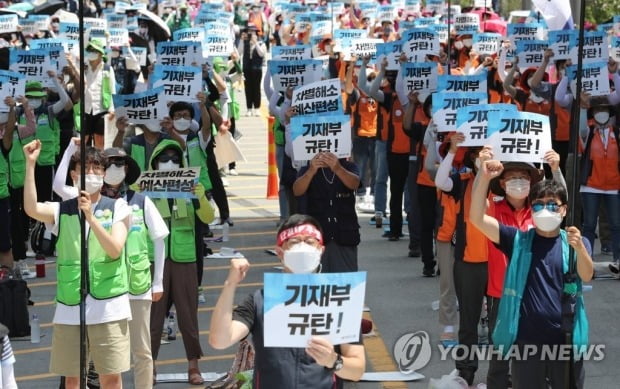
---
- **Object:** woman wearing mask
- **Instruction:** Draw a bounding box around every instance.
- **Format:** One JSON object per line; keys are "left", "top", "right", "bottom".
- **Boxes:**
{"left": 209, "top": 214, "right": 366, "bottom": 388}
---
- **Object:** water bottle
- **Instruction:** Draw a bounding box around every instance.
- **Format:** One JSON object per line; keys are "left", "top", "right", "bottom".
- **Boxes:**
{"left": 30, "top": 314, "right": 40, "bottom": 344}
{"left": 167, "top": 312, "right": 177, "bottom": 341}
{"left": 222, "top": 222, "right": 229, "bottom": 242}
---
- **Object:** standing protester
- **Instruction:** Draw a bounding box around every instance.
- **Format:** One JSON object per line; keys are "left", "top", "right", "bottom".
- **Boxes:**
{"left": 101, "top": 148, "right": 168, "bottom": 389}
{"left": 293, "top": 150, "right": 361, "bottom": 273}
{"left": 209, "top": 214, "right": 366, "bottom": 388}
{"left": 23, "top": 140, "right": 131, "bottom": 389}
{"left": 470, "top": 160, "right": 593, "bottom": 389}
{"left": 147, "top": 140, "right": 214, "bottom": 386}
{"left": 238, "top": 26, "right": 265, "bottom": 117}
{"left": 82, "top": 40, "right": 116, "bottom": 149}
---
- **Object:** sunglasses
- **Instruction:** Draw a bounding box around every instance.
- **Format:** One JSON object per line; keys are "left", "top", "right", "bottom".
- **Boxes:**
{"left": 531, "top": 201, "right": 562, "bottom": 213}
{"left": 158, "top": 154, "right": 181, "bottom": 164}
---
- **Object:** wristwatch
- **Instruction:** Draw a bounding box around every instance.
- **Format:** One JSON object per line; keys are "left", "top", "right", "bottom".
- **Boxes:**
{"left": 331, "top": 353, "right": 344, "bottom": 372}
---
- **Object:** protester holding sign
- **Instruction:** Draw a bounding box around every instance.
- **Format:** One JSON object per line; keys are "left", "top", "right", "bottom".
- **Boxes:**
{"left": 147, "top": 139, "right": 213, "bottom": 386}
{"left": 83, "top": 40, "right": 116, "bottom": 149}
{"left": 434, "top": 134, "right": 488, "bottom": 386}
{"left": 238, "top": 25, "right": 266, "bottom": 117}
{"left": 2, "top": 94, "right": 34, "bottom": 275}
{"left": 209, "top": 214, "right": 365, "bottom": 388}
{"left": 470, "top": 159, "right": 593, "bottom": 389}
{"left": 577, "top": 97, "right": 620, "bottom": 272}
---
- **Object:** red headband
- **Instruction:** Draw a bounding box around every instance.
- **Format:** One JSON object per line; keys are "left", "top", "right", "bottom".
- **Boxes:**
{"left": 276, "top": 224, "right": 323, "bottom": 247}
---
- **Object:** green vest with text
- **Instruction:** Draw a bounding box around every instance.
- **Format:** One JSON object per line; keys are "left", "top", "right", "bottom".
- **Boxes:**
{"left": 73, "top": 69, "right": 112, "bottom": 132}
{"left": 125, "top": 192, "right": 152, "bottom": 295}
{"left": 55, "top": 196, "right": 128, "bottom": 306}
{"left": 153, "top": 197, "right": 196, "bottom": 263}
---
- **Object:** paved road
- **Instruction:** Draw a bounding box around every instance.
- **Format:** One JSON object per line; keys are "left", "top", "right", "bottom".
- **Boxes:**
{"left": 11, "top": 91, "right": 620, "bottom": 389}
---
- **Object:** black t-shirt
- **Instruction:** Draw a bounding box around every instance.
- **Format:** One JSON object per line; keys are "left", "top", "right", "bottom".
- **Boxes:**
{"left": 497, "top": 224, "right": 592, "bottom": 345}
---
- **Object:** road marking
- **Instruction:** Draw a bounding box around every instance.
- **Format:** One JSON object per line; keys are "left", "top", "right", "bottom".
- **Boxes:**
{"left": 362, "top": 312, "right": 409, "bottom": 389}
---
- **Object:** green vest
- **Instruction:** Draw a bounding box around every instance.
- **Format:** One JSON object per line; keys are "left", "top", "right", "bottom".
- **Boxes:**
{"left": 186, "top": 136, "right": 212, "bottom": 191}
{"left": 20, "top": 114, "right": 60, "bottom": 167}
{"left": 8, "top": 131, "right": 29, "bottom": 189}
{"left": 154, "top": 198, "right": 196, "bottom": 263}
{"left": 73, "top": 69, "right": 112, "bottom": 132}
{"left": 55, "top": 196, "right": 128, "bottom": 305}
{"left": 130, "top": 143, "right": 147, "bottom": 172}
{"left": 0, "top": 152, "right": 9, "bottom": 199}
{"left": 125, "top": 192, "right": 152, "bottom": 295}
{"left": 274, "top": 116, "right": 285, "bottom": 146}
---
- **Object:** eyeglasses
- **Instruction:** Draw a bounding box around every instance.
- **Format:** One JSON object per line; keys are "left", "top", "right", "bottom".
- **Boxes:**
{"left": 285, "top": 237, "right": 321, "bottom": 247}
{"left": 173, "top": 113, "right": 192, "bottom": 120}
{"left": 531, "top": 201, "right": 562, "bottom": 213}
{"left": 158, "top": 154, "right": 181, "bottom": 164}
{"left": 108, "top": 159, "right": 125, "bottom": 168}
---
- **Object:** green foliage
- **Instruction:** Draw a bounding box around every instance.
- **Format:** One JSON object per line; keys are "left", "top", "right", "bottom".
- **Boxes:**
{"left": 584, "top": 1, "right": 620, "bottom": 24}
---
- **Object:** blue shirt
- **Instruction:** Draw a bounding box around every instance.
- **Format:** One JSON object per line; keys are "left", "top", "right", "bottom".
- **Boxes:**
{"left": 497, "top": 224, "right": 592, "bottom": 345}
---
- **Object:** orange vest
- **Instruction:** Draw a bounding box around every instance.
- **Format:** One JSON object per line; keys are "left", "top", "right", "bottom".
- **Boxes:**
{"left": 454, "top": 172, "right": 488, "bottom": 263}
{"left": 584, "top": 128, "right": 620, "bottom": 190}
{"left": 521, "top": 98, "right": 552, "bottom": 115}
{"left": 436, "top": 190, "right": 457, "bottom": 242}
{"left": 352, "top": 94, "right": 378, "bottom": 138}
{"left": 386, "top": 95, "right": 410, "bottom": 154}
{"left": 553, "top": 102, "right": 570, "bottom": 141}
{"left": 416, "top": 146, "right": 436, "bottom": 187}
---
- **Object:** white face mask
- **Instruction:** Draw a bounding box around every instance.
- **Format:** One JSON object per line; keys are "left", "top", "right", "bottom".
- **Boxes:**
{"left": 530, "top": 93, "right": 544, "bottom": 103}
{"left": 139, "top": 27, "right": 148, "bottom": 36}
{"left": 594, "top": 111, "right": 609, "bottom": 125}
{"left": 504, "top": 178, "right": 530, "bottom": 200}
{"left": 462, "top": 38, "right": 473, "bottom": 48}
{"left": 283, "top": 242, "right": 322, "bottom": 274}
{"left": 110, "top": 50, "right": 120, "bottom": 59}
{"left": 51, "top": 22, "right": 59, "bottom": 30}
{"left": 0, "top": 112, "right": 8, "bottom": 123}
{"left": 532, "top": 208, "right": 563, "bottom": 232}
{"left": 158, "top": 161, "right": 180, "bottom": 171}
{"left": 454, "top": 41, "right": 464, "bottom": 50}
{"left": 173, "top": 118, "right": 191, "bottom": 131}
{"left": 29, "top": 99, "right": 42, "bottom": 110}
{"left": 75, "top": 174, "right": 104, "bottom": 195}
{"left": 87, "top": 52, "right": 100, "bottom": 62}
{"left": 104, "top": 165, "right": 126, "bottom": 185}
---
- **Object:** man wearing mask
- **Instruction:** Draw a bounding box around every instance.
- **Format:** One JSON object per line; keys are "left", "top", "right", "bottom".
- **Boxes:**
{"left": 23, "top": 140, "right": 132, "bottom": 389}
{"left": 209, "top": 214, "right": 366, "bottom": 388}
{"left": 147, "top": 140, "right": 214, "bottom": 386}
{"left": 83, "top": 40, "right": 116, "bottom": 149}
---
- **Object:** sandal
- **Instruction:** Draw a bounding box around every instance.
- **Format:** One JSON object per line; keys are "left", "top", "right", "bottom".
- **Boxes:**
{"left": 188, "top": 367, "right": 204, "bottom": 385}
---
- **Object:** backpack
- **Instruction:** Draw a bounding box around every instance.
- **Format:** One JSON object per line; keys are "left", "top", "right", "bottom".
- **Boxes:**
{"left": 30, "top": 220, "right": 56, "bottom": 256}
{"left": 0, "top": 267, "right": 31, "bottom": 338}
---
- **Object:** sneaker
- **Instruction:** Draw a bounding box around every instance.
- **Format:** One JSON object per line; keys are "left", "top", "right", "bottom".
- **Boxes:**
{"left": 198, "top": 289, "right": 206, "bottom": 304}
{"left": 422, "top": 266, "right": 435, "bottom": 277}
{"left": 609, "top": 260, "right": 620, "bottom": 274}
{"left": 219, "top": 168, "right": 227, "bottom": 177}
{"left": 17, "top": 261, "right": 36, "bottom": 279}
{"left": 228, "top": 168, "right": 239, "bottom": 176}
{"left": 388, "top": 235, "right": 400, "bottom": 242}
{"left": 221, "top": 177, "right": 230, "bottom": 187}
{"left": 355, "top": 196, "right": 366, "bottom": 208}
{"left": 408, "top": 247, "right": 421, "bottom": 257}
{"left": 374, "top": 212, "right": 383, "bottom": 228}
{"left": 601, "top": 243, "right": 613, "bottom": 256}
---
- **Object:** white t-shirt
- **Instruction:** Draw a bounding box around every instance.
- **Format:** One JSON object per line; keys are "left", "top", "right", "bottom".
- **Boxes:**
{"left": 1, "top": 335, "right": 17, "bottom": 389}
{"left": 49, "top": 197, "right": 133, "bottom": 325}
{"left": 128, "top": 195, "right": 169, "bottom": 301}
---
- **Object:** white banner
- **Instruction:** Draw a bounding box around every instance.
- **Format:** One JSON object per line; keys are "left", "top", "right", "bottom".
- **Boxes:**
{"left": 290, "top": 113, "right": 352, "bottom": 160}
{"left": 432, "top": 92, "right": 488, "bottom": 132}
{"left": 291, "top": 79, "right": 343, "bottom": 116}
{"left": 486, "top": 111, "right": 552, "bottom": 163}
{"left": 456, "top": 104, "right": 518, "bottom": 147}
